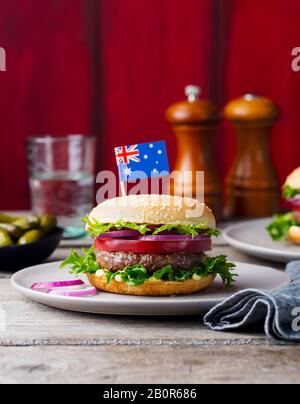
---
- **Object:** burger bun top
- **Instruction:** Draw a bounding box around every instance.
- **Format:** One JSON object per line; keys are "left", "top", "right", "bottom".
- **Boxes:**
{"left": 285, "top": 167, "right": 300, "bottom": 190}
{"left": 88, "top": 194, "right": 216, "bottom": 228}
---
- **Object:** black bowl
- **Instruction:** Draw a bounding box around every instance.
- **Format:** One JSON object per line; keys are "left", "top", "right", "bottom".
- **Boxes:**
{"left": 0, "top": 227, "right": 64, "bottom": 272}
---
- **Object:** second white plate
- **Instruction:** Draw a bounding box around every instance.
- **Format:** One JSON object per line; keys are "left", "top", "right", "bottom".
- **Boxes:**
{"left": 11, "top": 260, "right": 290, "bottom": 316}
{"left": 224, "top": 218, "right": 300, "bottom": 263}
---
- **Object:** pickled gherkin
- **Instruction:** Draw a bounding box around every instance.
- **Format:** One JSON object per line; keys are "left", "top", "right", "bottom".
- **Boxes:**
{"left": 13, "top": 216, "right": 40, "bottom": 231}
{"left": 0, "top": 213, "right": 20, "bottom": 223}
{"left": 18, "top": 229, "right": 43, "bottom": 245}
{"left": 0, "top": 223, "right": 23, "bottom": 239}
{"left": 0, "top": 212, "right": 57, "bottom": 248}
{"left": 0, "top": 229, "right": 13, "bottom": 247}
{"left": 39, "top": 215, "right": 57, "bottom": 235}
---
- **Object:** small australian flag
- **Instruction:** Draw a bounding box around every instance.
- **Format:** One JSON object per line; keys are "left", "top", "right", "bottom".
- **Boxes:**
{"left": 115, "top": 141, "right": 170, "bottom": 182}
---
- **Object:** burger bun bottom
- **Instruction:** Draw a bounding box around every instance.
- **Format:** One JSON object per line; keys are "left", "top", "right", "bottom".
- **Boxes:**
{"left": 86, "top": 273, "right": 216, "bottom": 296}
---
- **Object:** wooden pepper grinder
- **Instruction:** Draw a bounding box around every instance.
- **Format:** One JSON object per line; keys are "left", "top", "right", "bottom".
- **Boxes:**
{"left": 166, "top": 85, "right": 222, "bottom": 220}
{"left": 224, "top": 94, "right": 280, "bottom": 218}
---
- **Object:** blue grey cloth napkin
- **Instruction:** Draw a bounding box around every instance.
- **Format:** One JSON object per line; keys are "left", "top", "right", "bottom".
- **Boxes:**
{"left": 204, "top": 261, "right": 300, "bottom": 342}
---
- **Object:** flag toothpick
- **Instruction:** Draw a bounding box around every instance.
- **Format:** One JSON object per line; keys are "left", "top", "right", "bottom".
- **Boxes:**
{"left": 114, "top": 141, "right": 170, "bottom": 197}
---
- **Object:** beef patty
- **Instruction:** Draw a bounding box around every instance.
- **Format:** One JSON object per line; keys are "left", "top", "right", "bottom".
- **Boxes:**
{"left": 95, "top": 250, "right": 205, "bottom": 273}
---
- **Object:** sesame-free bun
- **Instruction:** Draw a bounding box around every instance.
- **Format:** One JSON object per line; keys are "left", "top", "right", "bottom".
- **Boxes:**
{"left": 88, "top": 195, "right": 216, "bottom": 228}
{"left": 86, "top": 272, "right": 216, "bottom": 296}
{"left": 285, "top": 168, "right": 300, "bottom": 190}
{"left": 288, "top": 226, "right": 300, "bottom": 245}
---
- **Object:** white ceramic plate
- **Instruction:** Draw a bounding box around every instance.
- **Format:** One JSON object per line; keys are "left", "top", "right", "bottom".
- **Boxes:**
{"left": 224, "top": 218, "right": 300, "bottom": 263}
{"left": 11, "top": 261, "right": 290, "bottom": 316}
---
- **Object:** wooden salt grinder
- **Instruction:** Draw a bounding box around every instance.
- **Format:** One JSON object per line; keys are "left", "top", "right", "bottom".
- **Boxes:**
{"left": 166, "top": 85, "right": 222, "bottom": 220}
{"left": 224, "top": 94, "right": 280, "bottom": 218}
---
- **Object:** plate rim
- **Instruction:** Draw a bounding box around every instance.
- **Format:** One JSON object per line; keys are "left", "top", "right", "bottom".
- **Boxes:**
{"left": 224, "top": 218, "right": 300, "bottom": 259}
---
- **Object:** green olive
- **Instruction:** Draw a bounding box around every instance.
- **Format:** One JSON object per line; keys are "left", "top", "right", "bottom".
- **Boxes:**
{"left": 13, "top": 216, "right": 40, "bottom": 231}
{"left": 0, "top": 213, "right": 20, "bottom": 223}
{"left": 0, "top": 223, "right": 23, "bottom": 239}
{"left": 39, "top": 214, "right": 57, "bottom": 235}
{"left": 18, "top": 229, "right": 43, "bottom": 245}
{"left": 0, "top": 229, "right": 14, "bottom": 247}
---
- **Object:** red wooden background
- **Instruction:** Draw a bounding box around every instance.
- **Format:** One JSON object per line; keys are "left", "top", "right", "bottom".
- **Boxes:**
{"left": 0, "top": 0, "right": 300, "bottom": 210}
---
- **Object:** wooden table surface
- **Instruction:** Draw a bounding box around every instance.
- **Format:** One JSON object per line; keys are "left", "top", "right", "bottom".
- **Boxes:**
{"left": 0, "top": 241, "right": 300, "bottom": 384}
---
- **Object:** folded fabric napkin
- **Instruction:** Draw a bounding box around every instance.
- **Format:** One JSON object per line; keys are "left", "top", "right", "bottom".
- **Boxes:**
{"left": 204, "top": 261, "right": 300, "bottom": 342}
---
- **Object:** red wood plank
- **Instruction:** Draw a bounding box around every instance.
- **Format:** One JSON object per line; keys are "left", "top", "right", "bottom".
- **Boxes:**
{"left": 0, "top": 0, "right": 95, "bottom": 209}
{"left": 220, "top": 0, "right": 300, "bottom": 186}
{"left": 97, "top": 0, "right": 215, "bottom": 178}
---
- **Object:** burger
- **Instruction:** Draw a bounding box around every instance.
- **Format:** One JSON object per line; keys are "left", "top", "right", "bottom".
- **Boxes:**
{"left": 62, "top": 195, "right": 235, "bottom": 296}
{"left": 268, "top": 167, "right": 300, "bottom": 244}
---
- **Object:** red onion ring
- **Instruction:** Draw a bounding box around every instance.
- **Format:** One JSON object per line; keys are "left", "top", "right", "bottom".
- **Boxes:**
{"left": 49, "top": 285, "right": 97, "bottom": 297}
{"left": 98, "top": 230, "right": 140, "bottom": 239}
{"left": 97, "top": 227, "right": 214, "bottom": 241}
{"left": 288, "top": 198, "right": 300, "bottom": 212}
{"left": 31, "top": 280, "right": 98, "bottom": 297}
{"left": 31, "top": 279, "right": 84, "bottom": 291}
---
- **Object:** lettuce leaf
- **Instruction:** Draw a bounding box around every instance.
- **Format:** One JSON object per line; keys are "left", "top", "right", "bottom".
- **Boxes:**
{"left": 83, "top": 216, "right": 151, "bottom": 237}
{"left": 109, "top": 256, "right": 237, "bottom": 288}
{"left": 61, "top": 249, "right": 236, "bottom": 288}
{"left": 152, "top": 223, "right": 220, "bottom": 238}
{"left": 198, "top": 255, "right": 236, "bottom": 288}
{"left": 60, "top": 247, "right": 99, "bottom": 275}
{"left": 153, "top": 265, "right": 175, "bottom": 281}
{"left": 84, "top": 215, "right": 219, "bottom": 238}
{"left": 106, "top": 265, "right": 148, "bottom": 287}
{"left": 104, "top": 257, "right": 237, "bottom": 288}
{"left": 282, "top": 185, "right": 300, "bottom": 199}
{"left": 267, "top": 212, "right": 298, "bottom": 241}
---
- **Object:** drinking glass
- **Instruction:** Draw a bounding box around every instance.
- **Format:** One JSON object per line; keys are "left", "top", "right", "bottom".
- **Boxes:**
{"left": 26, "top": 135, "right": 96, "bottom": 230}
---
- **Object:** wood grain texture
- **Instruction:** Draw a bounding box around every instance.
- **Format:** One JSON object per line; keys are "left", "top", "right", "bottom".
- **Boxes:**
{"left": 0, "top": 243, "right": 295, "bottom": 384}
{"left": 1, "top": 345, "right": 300, "bottom": 384}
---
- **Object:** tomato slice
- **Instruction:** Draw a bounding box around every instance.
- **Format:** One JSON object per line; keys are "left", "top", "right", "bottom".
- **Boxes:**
{"left": 94, "top": 237, "right": 212, "bottom": 254}
{"left": 289, "top": 200, "right": 300, "bottom": 212}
